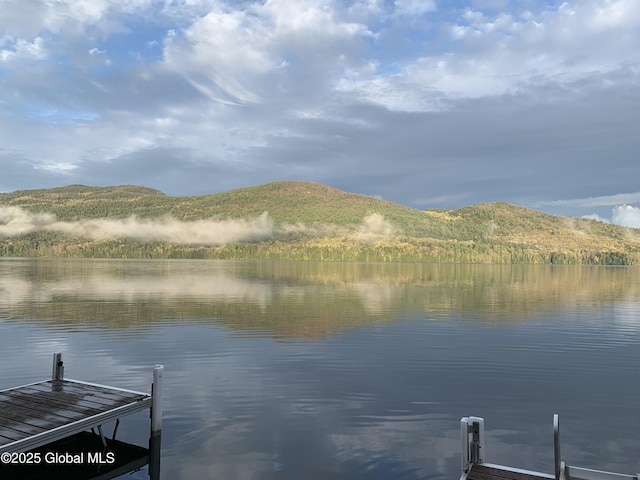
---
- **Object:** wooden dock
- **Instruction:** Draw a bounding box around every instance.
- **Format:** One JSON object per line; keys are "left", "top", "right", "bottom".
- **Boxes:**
{"left": 0, "top": 353, "right": 163, "bottom": 472}
{"left": 0, "top": 378, "right": 152, "bottom": 453}
{"left": 460, "top": 416, "right": 639, "bottom": 480}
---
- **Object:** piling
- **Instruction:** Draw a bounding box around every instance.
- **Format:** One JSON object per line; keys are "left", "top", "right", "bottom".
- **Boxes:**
{"left": 149, "top": 364, "right": 164, "bottom": 479}
{"left": 151, "top": 365, "right": 163, "bottom": 436}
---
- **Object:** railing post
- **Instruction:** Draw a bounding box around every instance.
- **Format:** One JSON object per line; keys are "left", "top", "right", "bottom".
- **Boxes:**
{"left": 554, "top": 414, "right": 561, "bottom": 480}
{"left": 149, "top": 365, "right": 164, "bottom": 480}
{"left": 52, "top": 352, "right": 64, "bottom": 381}
{"left": 554, "top": 414, "right": 570, "bottom": 480}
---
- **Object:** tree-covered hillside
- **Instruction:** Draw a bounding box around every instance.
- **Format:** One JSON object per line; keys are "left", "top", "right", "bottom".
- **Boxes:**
{"left": 1, "top": 181, "right": 638, "bottom": 264}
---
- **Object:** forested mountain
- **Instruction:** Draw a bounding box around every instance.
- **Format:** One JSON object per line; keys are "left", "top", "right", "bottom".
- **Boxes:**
{"left": 1, "top": 181, "right": 638, "bottom": 264}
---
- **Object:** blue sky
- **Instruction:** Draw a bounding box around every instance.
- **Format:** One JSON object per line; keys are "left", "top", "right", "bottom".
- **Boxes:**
{"left": 1, "top": 0, "right": 639, "bottom": 226}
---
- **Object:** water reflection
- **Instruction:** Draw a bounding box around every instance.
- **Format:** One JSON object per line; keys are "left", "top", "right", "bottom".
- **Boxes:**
{"left": 1, "top": 259, "right": 639, "bottom": 337}
{"left": 0, "top": 259, "right": 639, "bottom": 479}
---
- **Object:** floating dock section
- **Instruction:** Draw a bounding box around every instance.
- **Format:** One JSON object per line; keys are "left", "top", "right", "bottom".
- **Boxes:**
{"left": 0, "top": 352, "right": 163, "bottom": 478}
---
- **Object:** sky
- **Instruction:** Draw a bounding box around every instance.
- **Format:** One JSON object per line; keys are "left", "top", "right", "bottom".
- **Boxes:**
{"left": 1, "top": 0, "right": 639, "bottom": 226}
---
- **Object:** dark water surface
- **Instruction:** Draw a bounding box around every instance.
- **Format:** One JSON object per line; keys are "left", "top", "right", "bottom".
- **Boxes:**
{"left": 0, "top": 259, "right": 638, "bottom": 479}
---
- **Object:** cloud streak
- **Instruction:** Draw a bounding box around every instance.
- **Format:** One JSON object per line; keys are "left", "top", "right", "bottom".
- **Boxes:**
{"left": 0, "top": 208, "right": 399, "bottom": 244}
{"left": 536, "top": 192, "right": 640, "bottom": 208}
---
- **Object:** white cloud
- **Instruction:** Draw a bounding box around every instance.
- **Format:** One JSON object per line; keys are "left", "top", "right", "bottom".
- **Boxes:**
{"left": 341, "top": 0, "right": 640, "bottom": 108}
{"left": 43, "top": 0, "right": 113, "bottom": 28}
{"left": 0, "top": 37, "right": 46, "bottom": 63}
{"left": 34, "top": 162, "right": 79, "bottom": 174}
{"left": 163, "top": 6, "right": 275, "bottom": 104}
{"left": 583, "top": 205, "right": 640, "bottom": 228}
{"left": 347, "top": 0, "right": 385, "bottom": 19}
{"left": 0, "top": 0, "right": 141, "bottom": 38}
{"left": 471, "top": 0, "right": 509, "bottom": 9}
{"left": 162, "top": 0, "right": 373, "bottom": 105}
{"left": 582, "top": 213, "right": 610, "bottom": 224}
{"left": 611, "top": 205, "right": 640, "bottom": 228}
{"left": 335, "top": 75, "right": 446, "bottom": 112}
{"left": 586, "top": 0, "right": 638, "bottom": 31}
{"left": 394, "top": 0, "right": 437, "bottom": 16}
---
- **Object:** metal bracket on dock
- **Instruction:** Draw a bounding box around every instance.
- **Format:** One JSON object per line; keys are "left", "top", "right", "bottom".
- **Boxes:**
{"left": 461, "top": 416, "right": 485, "bottom": 474}
{"left": 52, "top": 352, "right": 64, "bottom": 381}
{"left": 112, "top": 418, "right": 120, "bottom": 441}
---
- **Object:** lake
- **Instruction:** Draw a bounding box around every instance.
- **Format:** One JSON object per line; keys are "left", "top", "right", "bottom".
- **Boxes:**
{"left": 0, "top": 258, "right": 638, "bottom": 479}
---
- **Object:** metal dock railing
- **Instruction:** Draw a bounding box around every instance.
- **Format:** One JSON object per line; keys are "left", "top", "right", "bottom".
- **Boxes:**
{"left": 460, "top": 415, "right": 639, "bottom": 480}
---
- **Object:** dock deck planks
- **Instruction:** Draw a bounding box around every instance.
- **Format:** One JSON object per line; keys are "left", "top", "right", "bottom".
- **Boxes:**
{"left": 468, "top": 464, "right": 555, "bottom": 480}
{"left": 0, "top": 379, "right": 151, "bottom": 453}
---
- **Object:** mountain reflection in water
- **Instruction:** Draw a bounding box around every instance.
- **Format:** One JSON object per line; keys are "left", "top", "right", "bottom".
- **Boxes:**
{"left": 0, "top": 259, "right": 638, "bottom": 479}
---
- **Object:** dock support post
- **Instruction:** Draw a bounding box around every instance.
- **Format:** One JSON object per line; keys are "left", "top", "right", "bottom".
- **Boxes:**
{"left": 151, "top": 365, "right": 163, "bottom": 436}
{"left": 149, "top": 365, "right": 164, "bottom": 480}
{"left": 52, "top": 352, "right": 64, "bottom": 381}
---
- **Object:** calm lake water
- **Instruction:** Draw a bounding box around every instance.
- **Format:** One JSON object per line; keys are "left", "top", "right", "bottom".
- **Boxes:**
{"left": 0, "top": 258, "right": 639, "bottom": 479}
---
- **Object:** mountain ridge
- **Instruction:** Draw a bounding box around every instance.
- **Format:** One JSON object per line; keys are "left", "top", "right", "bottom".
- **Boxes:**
{"left": 0, "top": 181, "right": 638, "bottom": 264}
